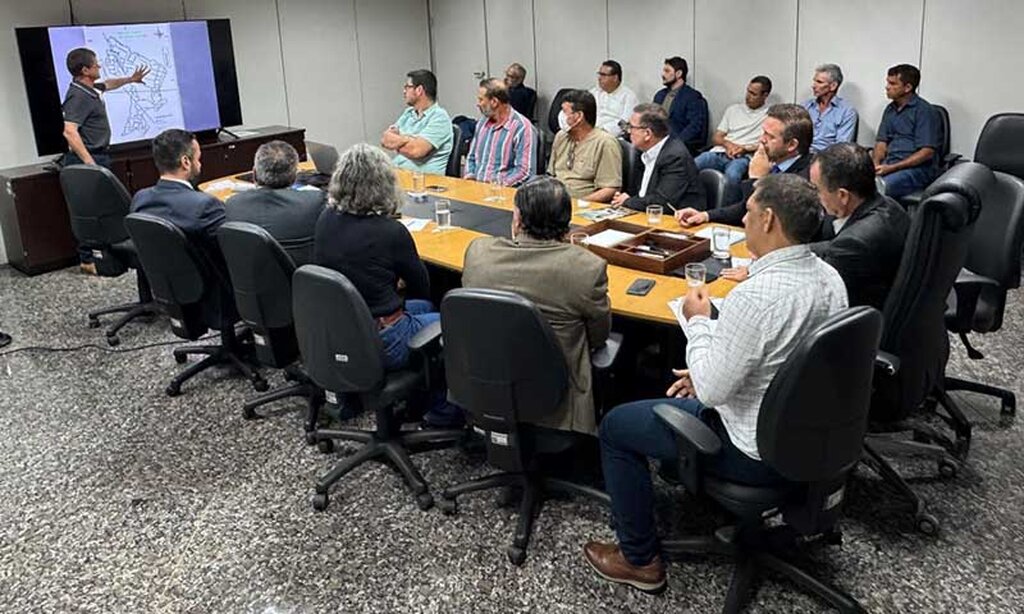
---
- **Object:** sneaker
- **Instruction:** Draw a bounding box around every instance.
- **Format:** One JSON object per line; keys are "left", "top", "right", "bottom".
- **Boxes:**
{"left": 583, "top": 541, "right": 666, "bottom": 594}
{"left": 79, "top": 262, "right": 97, "bottom": 275}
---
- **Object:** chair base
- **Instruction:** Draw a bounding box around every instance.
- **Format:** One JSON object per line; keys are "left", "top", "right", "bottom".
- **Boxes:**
{"left": 87, "top": 300, "right": 158, "bottom": 346}
{"left": 439, "top": 471, "right": 610, "bottom": 566}
{"left": 242, "top": 365, "right": 321, "bottom": 442}
{"left": 166, "top": 328, "right": 266, "bottom": 396}
{"left": 311, "top": 423, "right": 465, "bottom": 512}
{"left": 662, "top": 526, "right": 865, "bottom": 614}
{"left": 860, "top": 441, "right": 942, "bottom": 536}
{"left": 945, "top": 375, "right": 1016, "bottom": 417}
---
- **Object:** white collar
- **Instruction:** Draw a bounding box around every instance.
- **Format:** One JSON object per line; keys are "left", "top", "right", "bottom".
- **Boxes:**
{"left": 161, "top": 176, "right": 195, "bottom": 189}
{"left": 641, "top": 136, "right": 668, "bottom": 166}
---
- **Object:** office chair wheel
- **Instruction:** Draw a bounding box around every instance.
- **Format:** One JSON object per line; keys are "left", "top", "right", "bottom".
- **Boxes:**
{"left": 242, "top": 406, "right": 257, "bottom": 420}
{"left": 439, "top": 497, "right": 458, "bottom": 516}
{"left": 495, "top": 486, "right": 517, "bottom": 508}
{"left": 938, "top": 458, "right": 959, "bottom": 479}
{"left": 916, "top": 512, "right": 940, "bottom": 536}
{"left": 106, "top": 335, "right": 120, "bottom": 347}
{"left": 506, "top": 545, "right": 527, "bottom": 566}
{"left": 174, "top": 352, "right": 187, "bottom": 365}
{"left": 311, "top": 493, "right": 329, "bottom": 512}
{"left": 166, "top": 383, "right": 181, "bottom": 397}
{"left": 87, "top": 317, "right": 100, "bottom": 329}
{"left": 252, "top": 377, "right": 269, "bottom": 392}
{"left": 416, "top": 492, "right": 434, "bottom": 511}
{"left": 304, "top": 430, "right": 317, "bottom": 446}
{"left": 317, "top": 439, "right": 335, "bottom": 454}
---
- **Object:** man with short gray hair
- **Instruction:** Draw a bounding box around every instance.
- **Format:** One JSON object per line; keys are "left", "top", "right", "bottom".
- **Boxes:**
{"left": 611, "top": 104, "right": 704, "bottom": 211}
{"left": 226, "top": 140, "right": 325, "bottom": 266}
{"left": 803, "top": 63, "right": 858, "bottom": 153}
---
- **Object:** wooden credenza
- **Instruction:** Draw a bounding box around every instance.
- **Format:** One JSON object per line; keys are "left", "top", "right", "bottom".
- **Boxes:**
{"left": 0, "top": 125, "right": 305, "bottom": 275}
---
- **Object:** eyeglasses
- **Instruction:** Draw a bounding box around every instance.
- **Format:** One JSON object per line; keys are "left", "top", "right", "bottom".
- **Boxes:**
{"left": 403, "top": 84, "right": 416, "bottom": 90}
{"left": 567, "top": 140, "right": 576, "bottom": 171}
{"left": 626, "top": 124, "right": 649, "bottom": 132}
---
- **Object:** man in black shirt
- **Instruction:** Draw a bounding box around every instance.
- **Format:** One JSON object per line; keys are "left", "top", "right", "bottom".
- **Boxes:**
{"left": 504, "top": 62, "right": 537, "bottom": 121}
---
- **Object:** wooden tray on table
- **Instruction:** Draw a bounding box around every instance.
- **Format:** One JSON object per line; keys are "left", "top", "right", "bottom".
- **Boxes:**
{"left": 574, "top": 220, "right": 711, "bottom": 275}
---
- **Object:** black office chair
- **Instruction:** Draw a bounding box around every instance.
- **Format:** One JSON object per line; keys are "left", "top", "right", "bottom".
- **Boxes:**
{"left": 658, "top": 306, "right": 880, "bottom": 613}
{"left": 546, "top": 88, "right": 574, "bottom": 136}
{"left": 292, "top": 265, "right": 465, "bottom": 511}
{"left": 446, "top": 123, "right": 462, "bottom": 178}
{"left": 436, "top": 288, "right": 611, "bottom": 565}
{"left": 218, "top": 222, "right": 321, "bottom": 438}
{"left": 619, "top": 138, "right": 638, "bottom": 193}
{"left": 900, "top": 104, "right": 961, "bottom": 208}
{"left": 59, "top": 165, "right": 157, "bottom": 346}
{"left": 942, "top": 168, "right": 1024, "bottom": 416}
{"left": 862, "top": 162, "right": 986, "bottom": 535}
{"left": 532, "top": 123, "right": 542, "bottom": 177}
{"left": 699, "top": 168, "right": 728, "bottom": 211}
{"left": 973, "top": 113, "right": 1024, "bottom": 181}
{"left": 124, "top": 213, "right": 266, "bottom": 396}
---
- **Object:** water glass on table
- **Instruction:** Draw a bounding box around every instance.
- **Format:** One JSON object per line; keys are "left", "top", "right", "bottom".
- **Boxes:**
{"left": 486, "top": 175, "right": 504, "bottom": 202}
{"left": 434, "top": 198, "right": 452, "bottom": 231}
{"left": 646, "top": 204, "right": 663, "bottom": 225}
{"left": 685, "top": 262, "right": 707, "bottom": 288}
{"left": 711, "top": 226, "right": 732, "bottom": 260}
{"left": 569, "top": 232, "right": 589, "bottom": 246}
{"left": 409, "top": 171, "right": 426, "bottom": 199}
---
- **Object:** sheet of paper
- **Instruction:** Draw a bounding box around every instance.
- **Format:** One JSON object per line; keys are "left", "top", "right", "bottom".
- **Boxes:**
{"left": 668, "top": 296, "right": 724, "bottom": 329}
{"left": 694, "top": 227, "right": 745, "bottom": 245}
{"left": 204, "top": 180, "right": 256, "bottom": 193}
{"left": 586, "top": 228, "right": 635, "bottom": 248}
{"left": 399, "top": 218, "right": 430, "bottom": 232}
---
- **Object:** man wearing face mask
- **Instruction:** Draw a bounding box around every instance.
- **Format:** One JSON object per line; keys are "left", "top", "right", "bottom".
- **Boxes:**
{"left": 547, "top": 89, "right": 622, "bottom": 202}
{"left": 464, "top": 78, "right": 535, "bottom": 186}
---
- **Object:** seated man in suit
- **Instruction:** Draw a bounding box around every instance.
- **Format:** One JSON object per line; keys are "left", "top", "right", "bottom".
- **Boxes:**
{"left": 611, "top": 104, "right": 704, "bottom": 211}
{"left": 873, "top": 64, "right": 939, "bottom": 199}
{"left": 653, "top": 56, "right": 708, "bottom": 154}
{"left": 675, "top": 103, "right": 814, "bottom": 228}
{"left": 504, "top": 62, "right": 537, "bottom": 121}
{"left": 464, "top": 78, "right": 535, "bottom": 187}
{"left": 584, "top": 174, "right": 847, "bottom": 593}
{"left": 225, "top": 140, "right": 325, "bottom": 266}
{"left": 547, "top": 89, "right": 623, "bottom": 202}
{"left": 462, "top": 176, "right": 611, "bottom": 436}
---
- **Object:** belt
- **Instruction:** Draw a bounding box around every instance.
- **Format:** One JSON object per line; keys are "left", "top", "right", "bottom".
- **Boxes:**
{"left": 377, "top": 308, "right": 405, "bottom": 330}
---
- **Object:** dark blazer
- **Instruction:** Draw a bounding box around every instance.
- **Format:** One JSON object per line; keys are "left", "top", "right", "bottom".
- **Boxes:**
{"left": 707, "top": 153, "right": 813, "bottom": 226}
{"left": 508, "top": 84, "right": 537, "bottom": 121}
{"left": 653, "top": 84, "right": 708, "bottom": 154}
{"left": 810, "top": 193, "right": 911, "bottom": 310}
{"left": 623, "top": 137, "right": 705, "bottom": 212}
{"left": 225, "top": 187, "right": 325, "bottom": 266}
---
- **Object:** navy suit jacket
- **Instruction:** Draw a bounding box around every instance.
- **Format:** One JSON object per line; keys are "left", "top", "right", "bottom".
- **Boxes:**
{"left": 653, "top": 84, "right": 709, "bottom": 154}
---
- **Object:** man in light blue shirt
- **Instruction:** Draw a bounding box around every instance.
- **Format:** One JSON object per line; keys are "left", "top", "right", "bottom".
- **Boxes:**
{"left": 380, "top": 69, "right": 453, "bottom": 175}
{"left": 802, "top": 64, "right": 858, "bottom": 153}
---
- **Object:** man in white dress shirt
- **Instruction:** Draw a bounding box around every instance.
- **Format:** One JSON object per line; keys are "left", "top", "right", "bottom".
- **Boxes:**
{"left": 582, "top": 173, "right": 848, "bottom": 594}
{"left": 559, "top": 60, "right": 639, "bottom": 136}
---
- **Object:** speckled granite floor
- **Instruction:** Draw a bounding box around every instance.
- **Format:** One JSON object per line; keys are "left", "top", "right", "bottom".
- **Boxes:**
{"left": 1, "top": 264, "right": 1022, "bottom": 613}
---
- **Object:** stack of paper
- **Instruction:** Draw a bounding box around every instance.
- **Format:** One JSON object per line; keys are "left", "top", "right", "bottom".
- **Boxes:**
{"left": 586, "top": 229, "right": 635, "bottom": 248}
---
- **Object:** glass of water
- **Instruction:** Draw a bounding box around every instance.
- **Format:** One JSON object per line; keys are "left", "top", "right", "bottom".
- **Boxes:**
{"left": 711, "top": 226, "right": 732, "bottom": 259}
{"left": 487, "top": 175, "right": 504, "bottom": 202}
{"left": 576, "top": 199, "right": 590, "bottom": 210}
{"left": 685, "top": 262, "right": 707, "bottom": 288}
{"left": 569, "top": 232, "right": 589, "bottom": 246}
{"left": 646, "top": 204, "right": 663, "bottom": 225}
{"left": 410, "top": 171, "right": 425, "bottom": 199}
{"left": 434, "top": 198, "right": 452, "bottom": 230}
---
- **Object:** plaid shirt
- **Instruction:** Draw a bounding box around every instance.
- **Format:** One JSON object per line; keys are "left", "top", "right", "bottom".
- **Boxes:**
{"left": 465, "top": 108, "right": 535, "bottom": 186}
{"left": 682, "top": 245, "right": 848, "bottom": 459}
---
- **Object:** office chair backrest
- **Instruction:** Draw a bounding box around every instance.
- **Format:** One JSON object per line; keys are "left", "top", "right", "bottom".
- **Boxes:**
{"left": 292, "top": 265, "right": 385, "bottom": 395}
{"left": 218, "top": 222, "right": 299, "bottom": 368}
{"left": 124, "top": 213, "right": 208, "bottom": 340}
{"left": 619, "top": 138, "right": 637, "bottom": 192}
{"left": 699, "top": 168, "right": 727, "bottom": 210}
{"left": 873, "top": 163, "right": 987, "bottom": 420}
{"left": 446, "top": 123, "right": 462, "bottom": 178}
{"left": 933, "top": 104, "right": 951, "bottom": 164}
{"left": 547, "top": 88, "right": 574, "bottom": 135}
{"left": 59, "top": 165, "right": 133, "bottom": 275}
{"left": 974, "top": 113, "right": 1024, "bottom": 180}
{"left": 440, "top": 288, "right": 568, "bottom": 471}
{"left": 531, "top": 122, "right": 541, "bottom": 176}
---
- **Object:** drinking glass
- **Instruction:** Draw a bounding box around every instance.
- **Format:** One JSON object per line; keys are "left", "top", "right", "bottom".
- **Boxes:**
{"left": 646, "top": 204, "right": 663, "bottom": 225}
{"left": 576, "top": 199, "right": 591, "bottom": 210}
{"left": 711, "top": 226, "right": 732, "bottom": 259}
{"left": 409, "top": 171, "right": 425, "bottom": 199}
{"left": 486, "top": 175, "right": 504, "bottom": 202}
{"left": 434, "top": 198, "right": 452, "bottom": 230}
{"left": 569, "top": 232, "right": 589, "bottom": 246}
{"left": 685, "top": 262, "right": 707, "bottom": 288}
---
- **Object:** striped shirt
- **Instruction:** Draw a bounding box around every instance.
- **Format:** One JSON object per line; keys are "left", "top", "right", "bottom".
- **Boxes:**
{"left": 465, "top": 108, "right": 535, "bottom": 186}
{"left": 682, "top": 245, "right": 848, "bottom": 459}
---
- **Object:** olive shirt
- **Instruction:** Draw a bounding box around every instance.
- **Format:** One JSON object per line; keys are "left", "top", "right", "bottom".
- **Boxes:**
{"left": 546, "top": 128, "right": 623, "bottom": 198}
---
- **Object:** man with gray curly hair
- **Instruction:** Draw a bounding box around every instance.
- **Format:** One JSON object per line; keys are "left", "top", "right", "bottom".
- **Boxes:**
{"left": 226, "top": 140, "right": 324, "bottom": 266}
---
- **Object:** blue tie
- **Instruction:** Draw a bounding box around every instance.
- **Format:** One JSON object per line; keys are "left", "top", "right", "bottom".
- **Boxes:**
{"left": 770, "top": 165, "right": 782, "bottom": 174}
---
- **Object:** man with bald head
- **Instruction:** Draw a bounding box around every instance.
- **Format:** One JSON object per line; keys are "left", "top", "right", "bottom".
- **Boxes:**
{"left": 465, "top": 77, "right": 535, "bottom": 186}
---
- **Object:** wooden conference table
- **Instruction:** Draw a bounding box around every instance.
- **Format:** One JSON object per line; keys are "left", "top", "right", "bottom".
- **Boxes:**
{"left": 202, "top": 164, "right": 751, "bottom": 326}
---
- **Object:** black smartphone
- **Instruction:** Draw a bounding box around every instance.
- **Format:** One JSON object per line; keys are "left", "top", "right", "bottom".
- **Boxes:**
{"left": 425, "top": 185, "right": 448, "bottom": 192}
{"left": 626, "top": 278, "right": 656, "bottom": 296}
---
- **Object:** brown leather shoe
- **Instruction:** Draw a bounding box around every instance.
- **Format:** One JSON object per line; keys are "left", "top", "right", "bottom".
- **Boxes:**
{"left": 79, "top": 262, "right": 97, "bottom": 275}
{"left": 583, "top": 541, "right": 666, "bottom": 594}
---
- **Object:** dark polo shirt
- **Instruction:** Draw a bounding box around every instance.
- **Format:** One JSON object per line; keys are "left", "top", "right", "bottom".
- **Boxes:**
{"left": 877, "top": 93, "right": 939, "bottom": 168}
{"left": 62, "top": 80, "right": 111, "bottom": 151}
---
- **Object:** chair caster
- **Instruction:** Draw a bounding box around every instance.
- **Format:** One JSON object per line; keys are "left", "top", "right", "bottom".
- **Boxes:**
{"left": 252, "top": 377, "right": 269, "bottom": 392}
{"left": 916, "top": 512, "right": 940, "bottom": 536}
{"left": 495, "top": 486, "right": 517, "bottom": 508}
{"left": 166, "top": 383, "right": 181, "bottom": 397}
{"left": 416, "top": 492, "right": 434, "bottom": 511}
{"left": 312, "top": 492, "right": 329, "bottom": 511}
{"left": 106, "top": 335, "right": 120, "bottom": 347}
{"left": 506, "top": 545, "right": 527, "bottom": 566}
{"left": 938, "top": 457, "right": 959, "bottom": 479}
{"left": 174, "top": 352, "right": 188, "bottom": 365}
{"left": 87, "top": 317, "right": 101, "bottom": 329}
{"left": 439, "top": 497, "right": 458, "bottom": 516}
{"left": 304, "top": 430, "right": 317, "bottom": 446}
{"left": 317, "top": 439, "right": 335, "bottom": 454}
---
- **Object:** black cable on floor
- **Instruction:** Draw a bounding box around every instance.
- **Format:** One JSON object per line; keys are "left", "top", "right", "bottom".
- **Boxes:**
{"left": 0, "top": 333, "right": 216, "bottom": 358}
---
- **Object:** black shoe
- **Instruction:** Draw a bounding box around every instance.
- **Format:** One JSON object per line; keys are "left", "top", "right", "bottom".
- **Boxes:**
{"left": 0, "top": 332, "right": 11, "bottom": 349}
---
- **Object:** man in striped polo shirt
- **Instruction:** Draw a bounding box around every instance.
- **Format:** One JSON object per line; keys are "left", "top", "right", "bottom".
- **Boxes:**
{"left": 465, "top": 78, "right": 535, "bottom": 187}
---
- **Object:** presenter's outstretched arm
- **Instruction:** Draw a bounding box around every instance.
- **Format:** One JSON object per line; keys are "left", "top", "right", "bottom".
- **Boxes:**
{"left": 101, "top": 65, "right": 151, "bottom": 91}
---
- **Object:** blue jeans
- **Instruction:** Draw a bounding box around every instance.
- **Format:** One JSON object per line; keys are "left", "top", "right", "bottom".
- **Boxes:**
{"left": 694, "top": 151, "right": 749, "bottom": 204}
{"left": 379, "top": 299, "right": 464, "bottom": 427}
{"left": 63, "top": 151, "right": 112, "bottom": 264}
{"left": 599, "top": 397, "right": 786, "bottom": 566}
{"left": 881, "top": 165, "right": 935, "bottom": 199}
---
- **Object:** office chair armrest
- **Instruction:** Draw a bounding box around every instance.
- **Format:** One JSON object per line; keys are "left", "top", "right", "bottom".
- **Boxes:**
{"left": 955, "top": 268, "right": 1000, "bottom": 291}
{"left": 591, "top": 332, "right": 623, "bottom": 370}
{"left": 942, "top": 153, "right": 963, "bottom": 169}
{"left": 949, "top": 268, "right": 1000, "bottom": 326}
{"left": 653, "top": 403, "right": 722, "bottom": 455}
{"left": 408, "top": 320, "right": 442, "bottom": 352}
{"left": 875, "top": 351, "right": 900, "bottom": 376}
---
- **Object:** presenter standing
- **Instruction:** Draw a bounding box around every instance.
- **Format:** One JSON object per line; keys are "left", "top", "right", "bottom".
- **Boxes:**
{"left": 60, "top": 47, "right": 148, "bottom": 273}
